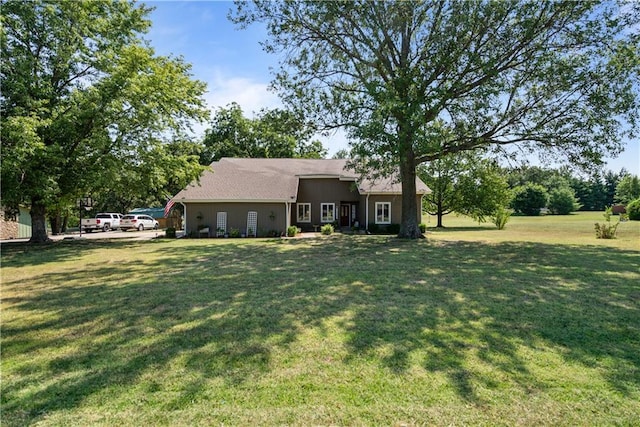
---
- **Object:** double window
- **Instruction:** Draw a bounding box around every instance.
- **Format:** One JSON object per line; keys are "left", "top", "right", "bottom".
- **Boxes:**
{"left": 375, "top": 202, "right": 391, "bottom": 224}
{"left": 297, "top": 203, "right": 311, "bottom": 223}
{"left": 321, "top": 203, "right": 335, "bottom": 223}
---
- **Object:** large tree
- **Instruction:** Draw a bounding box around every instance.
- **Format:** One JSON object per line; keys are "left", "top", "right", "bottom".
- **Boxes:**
{"left": 91, "top": 138, "right": 206, "bottom": 215}
{"left": 200, "top": 102, "right": 326, "bottom": 164}
{"left": 419, "top": 152, "right": 511, "bottom": 227}
{"left": 1, "top": 0, "right": 209, "bottom": 242}
{"left": 615, "top": 173, "right": 640, "bottom": 205}
{"left": 234, "top": 0, "right": 640, "bottom": 238}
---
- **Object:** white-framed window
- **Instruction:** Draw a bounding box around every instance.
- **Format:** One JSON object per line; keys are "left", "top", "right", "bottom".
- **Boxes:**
{"left": 297, "top": 203, "right": 311, "bottom": 223}
{"left": 375, "top": 202, "right": 391, "bottom": 224}
{"left": 320, "top": 203, "right": 335, "bottom": 223}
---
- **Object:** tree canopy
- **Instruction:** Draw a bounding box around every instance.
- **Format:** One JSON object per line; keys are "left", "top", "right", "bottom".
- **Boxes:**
{"left": 418, "top": 152, "right": 511, "bottom": 227}
{"left": 234, "top": 0, "right": 640, "bottom": 238}
{"left": 200, "top": 103, "right": 326, "bottom": 164}
{"left": 615, "top": 173, "right": 640, "bottom": 205}
{"left": 1, "top": 0, "right": 209, "bottom": 242}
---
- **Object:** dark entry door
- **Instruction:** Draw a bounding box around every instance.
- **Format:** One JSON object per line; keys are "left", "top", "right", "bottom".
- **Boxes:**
{"left": 340, "top": 204, "right": 350, "bottom": 227}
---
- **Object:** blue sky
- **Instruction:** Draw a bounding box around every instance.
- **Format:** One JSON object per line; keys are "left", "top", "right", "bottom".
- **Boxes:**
{"left": 145, "top": 1, "right": 639, "bottom": 175}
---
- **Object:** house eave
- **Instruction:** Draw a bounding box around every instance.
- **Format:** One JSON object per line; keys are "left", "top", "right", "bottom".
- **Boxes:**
{"left": 297, "top": 174, "right": 357, "bottom": 181}
{"left": 358, "top": 190, "right": 430, "bottom": 196}
{"left": 178, "top": 198, "right": 296, "bottom": 203}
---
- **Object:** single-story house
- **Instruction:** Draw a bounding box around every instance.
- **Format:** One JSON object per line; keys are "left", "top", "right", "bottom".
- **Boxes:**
{"left": 172, "top": 158, "right": 430, "bottom": 237}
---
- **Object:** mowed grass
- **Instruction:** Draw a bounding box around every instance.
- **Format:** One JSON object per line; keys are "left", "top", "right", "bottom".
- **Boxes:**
{"left": 1, "top": 212, "right": 639, "bottom": 426}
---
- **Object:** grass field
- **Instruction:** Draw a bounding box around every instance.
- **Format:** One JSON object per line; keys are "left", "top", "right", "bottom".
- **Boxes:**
{"left": 2, "top": 212, "right": 639, "bottom": 425}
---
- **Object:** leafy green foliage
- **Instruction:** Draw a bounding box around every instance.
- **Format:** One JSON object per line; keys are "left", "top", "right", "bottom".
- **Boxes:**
{"left": 548, "top": 187, "right": 582, "bottom": 215}
{"left": 419, "top": 152, "right": 512, "bottom": 227}
{"left": 512, "top": 184, "right": 549, "bottom": 216}
{"left": 626, "top": 199, "right": 640, "bottom": 221}
{"left": 1, "top": 0, "right": 209, "bottom": 242}
{"left": 505, "top": 166, "right": 629, "bottom": 211}
{"left": 201, "top": 103, "right": 326, "bottom": 164}
{"left": 615, "top": 174, "right": 640, "bottom": 205}
{"left": 92, "top": 138, "right": 205, "bottom": 214}
{"left": 493, "top": 207, "right": 512, "bottom": 230}
{"left": 286, "top": 226, "right": 299, "bottom": 237}
{"left": 594, "top": 207, "right": 619, "bottom": 239}
{"left": 332, "top": 149, "right": 351, "bottom": 159}
{"left": 234, "top": 1, "right": 640, "bottom": 238}
{"left": 321, "top": 224, "right": 334, "bottom": 235}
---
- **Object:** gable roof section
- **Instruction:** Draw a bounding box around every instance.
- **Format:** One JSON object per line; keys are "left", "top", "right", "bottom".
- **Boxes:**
{"left": 173, "top": 158, "right": 430, "bottom": 202}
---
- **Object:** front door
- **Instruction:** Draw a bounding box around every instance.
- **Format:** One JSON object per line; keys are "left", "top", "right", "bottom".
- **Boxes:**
{"left": 340, "top": 204, "right": 350, "bottom": 227}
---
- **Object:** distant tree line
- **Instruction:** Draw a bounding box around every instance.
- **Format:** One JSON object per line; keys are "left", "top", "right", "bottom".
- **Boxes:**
{"left": 505, "top": 166, "right": 639, "bottom": 211}
{"left": 420, "top": 152, "right": 640, "bottom": 227}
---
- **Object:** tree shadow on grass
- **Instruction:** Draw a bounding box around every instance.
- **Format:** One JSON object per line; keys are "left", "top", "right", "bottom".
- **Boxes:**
{"left": 426, "top": 225, "right": 498, "bottom": 232}
{"left": 2, "top": 236, "right": 639, "bottom": 424}
{"left": 0, "top": 238, "right": 163, "bottom": 268}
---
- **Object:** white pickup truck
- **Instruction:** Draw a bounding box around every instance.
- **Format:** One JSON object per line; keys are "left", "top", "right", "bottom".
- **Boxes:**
{"left": 81, "top": 213, "right": 123, "bottom": 232}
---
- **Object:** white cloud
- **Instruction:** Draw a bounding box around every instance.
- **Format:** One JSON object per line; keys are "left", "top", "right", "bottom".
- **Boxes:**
{"left": 203, "top": 69, "right": 282, "bottom": 117}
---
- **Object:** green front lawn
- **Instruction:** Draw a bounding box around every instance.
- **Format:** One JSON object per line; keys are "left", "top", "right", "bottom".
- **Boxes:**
{"left": 2, "top": 213, "right": 639, "bottom": 425}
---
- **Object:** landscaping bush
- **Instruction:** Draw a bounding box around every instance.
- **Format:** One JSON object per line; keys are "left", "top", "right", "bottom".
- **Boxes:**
{"left": 594, "top": 207, "right": 619, "bottom": 239}
{"left": 595, "top": 222, "right": 618, "bottom": 239}
{"left": 493, "top": 207, "right": 511, "bottom": 230}
{"left": 548, "top": 187, "right": 581, "bottom": 215}
{"left": 321, "top": 224, "right": 334, "bottom": 235}
{"left": 512, "top": 184, "right": 549, "bottom": 216}
{"left": 419, "top": 223, "right": 427, "bottom": 233}
{"left": 627, "top": 198, "right": 640, "bottom": 220}
{"left": 165, "top": 227, "right": 176, "bottom": 238}
{"left": 286, "top": 226, "right": 299, "bottom": 237}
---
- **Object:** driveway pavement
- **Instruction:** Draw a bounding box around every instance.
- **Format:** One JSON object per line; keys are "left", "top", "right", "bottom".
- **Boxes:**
{"left": 1, "top": 229, "right": 171, "bottom": 244}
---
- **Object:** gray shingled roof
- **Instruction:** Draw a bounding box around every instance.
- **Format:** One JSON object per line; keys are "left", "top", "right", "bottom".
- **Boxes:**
{"left": 173, "top": 158, "right": 429, "bottom": 202}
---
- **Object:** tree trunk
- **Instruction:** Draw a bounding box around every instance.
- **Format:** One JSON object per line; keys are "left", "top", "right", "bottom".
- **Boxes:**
{"left": 29, "top": 198, "right": 52, "bottom": 243}
{"left": 398, "top": 153, "right": 423, "bottom": 239}
{"left": 50, "top": 213, "right": 61, "bottom": 235}
{"left": 436, "top": 194, "right": 445, "bottom": 228}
